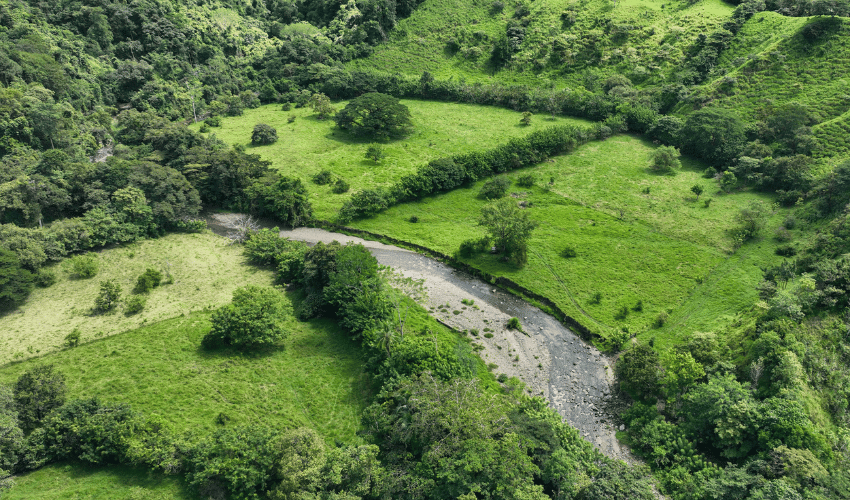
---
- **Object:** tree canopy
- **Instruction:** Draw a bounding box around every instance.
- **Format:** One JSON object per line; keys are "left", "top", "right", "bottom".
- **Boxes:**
{"left": 334, "top": 93, "right": 413, "bottom": 140}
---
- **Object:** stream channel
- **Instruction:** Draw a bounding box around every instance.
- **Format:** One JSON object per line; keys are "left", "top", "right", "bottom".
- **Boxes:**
{"left": 208, "top": 214, "right": 632, "bottom": 462}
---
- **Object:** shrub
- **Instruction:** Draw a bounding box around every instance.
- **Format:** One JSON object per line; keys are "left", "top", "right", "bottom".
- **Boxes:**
{"left": 649, "top": 146, "right": 681, "bottom": 173}
{"left": 520, "top": 111, "right": 532, "bottom": 126}
{"left": 251, "top": 123, "right": 278, "bottom": 145}
{"left": 633, "top": 300, "right": 643, "bottom": 312}
{"left": 281, "top": 102, "right": 292, "bottom": 111}
{"left": 704, "top": 198, "right": 712, "bottom": 208}
{"left": 680, "top": 107, "right": 746, "bottom": 166}
{"left": 199, "top": 123, "right": 210, "bottom": 133}
{"left": 774, "top": 227, "right": 793, "bottom": 243}
{"left": 365, "top": 144, "right": 385, "bottom": 163}
{"left": 203, "top": 285, "right": 289, "bottom": 350}
{"left": 338, "top": 188, "right": 391, "bottom": 222}
{"left": 561, "top": 246, "right": 577, "bottom": 258}
{"left": 133, "top": 268, "right": 163, "bottom": 294}
{"left": 125, "top": 295, "right": 146, "bottom": 315}
{"left": 655, "top": 311, "right": 669, "bottom": 327}
{"left": 775, "top": 245, "right": 797, "bottom": 257}
{"left": 0, "top": 249, "right": 34, "bottom": 309}
{"left": 516, "top": 173, "right": 536, "bottom": 187}
{"left": 507, "top": 317, "right": 522, "bottom": 331}
{"left": 34, "top": 269, "right": 56, "bottom": 288}
{"left": 479, "top": 176, "right": 511, "bottom": 199}
{"left": 287, "top": 115, "right": 296, "bottom": 123}
{"left": 703, "top": 167, "right": 717, "bottom": 179}
{"left": 591, "top": 292, "right": 603, "bottom": 304}
{"left": 408, "top": 215, "right": 419, "bottom": 223}
{"left": 458, "top": 237, "right": 490, "bottom": 258}
{"left": 68, "top": 253, "right": 99, "bottom": 279}
{"left": 13, "top": 364, "right": 66, "bottom": 431}
{"left": 331, "top": 179, "right": 350, "bottom": 194}
{"left": 484, "top": 333, "right": 495, "bottom": 338}
{"left": 312, "top": 170, "right": 334, "bottom": 185}
{"left": 205, "top": 116, "right": 221, "bottom": 127}
{"left": 64, "top": 329, "right": 81, "bottom": 348}
{"left": 691, "top": 184, "right": 704, "bottom": 199}
{"left": 94, "top": 280, "right": 122, "bottom": 314}
{"left": 334, "top": 93, "right": 413, "bottom": 140}
{"left": 720, "top": 171, "right": 738, "bottom": 192}
{"left": 614, "top": 305, "right": 630, "bottom": 320}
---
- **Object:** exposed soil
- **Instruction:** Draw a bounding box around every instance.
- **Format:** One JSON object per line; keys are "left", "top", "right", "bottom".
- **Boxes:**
{"left": 207, "top": 213, "right": 633, "bottom": 461}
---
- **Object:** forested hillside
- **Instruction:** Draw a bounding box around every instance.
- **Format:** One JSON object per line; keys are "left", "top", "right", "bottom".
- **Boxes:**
{"left": 3, "top": 0, "right": 850, "bottom": 498}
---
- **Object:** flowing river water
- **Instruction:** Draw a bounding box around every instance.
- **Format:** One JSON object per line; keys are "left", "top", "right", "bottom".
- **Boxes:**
{"left": 207, "top": 214, "right": 632, "bottom": 462}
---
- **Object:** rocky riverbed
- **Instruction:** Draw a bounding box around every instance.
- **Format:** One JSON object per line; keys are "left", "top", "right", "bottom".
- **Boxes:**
{"left": 207, "top": 214, "right": 632, "bottom": 461}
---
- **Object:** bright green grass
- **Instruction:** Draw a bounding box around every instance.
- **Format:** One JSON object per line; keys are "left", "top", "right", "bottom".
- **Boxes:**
{"left": 349, "top": 135, "right": 792, "bottom": 343}
{"left": 347, "top": 0, "right": 733, "bottom": 87}
{"left": 0, "top": 309, "right": 370, "bottom": 442}
{"left": 5, "top": 463, "right": 196, "bottom": 500}
{"left": 701, "top": 13, "right": 850, "bottom": 163}
{"left": 0, "top": 232, "right": 274, "bottom": 365}
{"left": 194, "top": 101, "right": 587, "bottom": 220}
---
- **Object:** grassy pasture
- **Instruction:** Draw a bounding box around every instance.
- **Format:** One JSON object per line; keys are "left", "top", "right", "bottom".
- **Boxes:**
{"left": 348, "top": 135, "right": 791, "bottom": 344}
{"left": 0, "top": 232, "right": 275, "bottom": 365}
{"left": 347, "top": 0, "right": 734, "bottom": 86}
{"left": 0, "top": 310, "right": 370, "bottom": 442}
{"left": 5, "top": 463, "right": 196, "bottom": 500}
{"left": 194, "top": 100, "right": 587, "bottom": 220}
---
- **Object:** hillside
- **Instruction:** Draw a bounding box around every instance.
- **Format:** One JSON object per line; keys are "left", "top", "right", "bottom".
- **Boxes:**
{"left": 2, "top": 0, "right": 850, "bottom": 498}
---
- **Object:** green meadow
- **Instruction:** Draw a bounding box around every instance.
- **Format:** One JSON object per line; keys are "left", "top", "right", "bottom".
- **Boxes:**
{"left": 193, "top": 100, "right": 587, "bottom": 219}
{"left": 4, "top": 463, "right": 196, "bottom": 500}
{"left": 0, "top": 232, "right": 274, "bottom": 364}
{"left": 0, "top": 310, "right": 370, "bottom": 443}
{"left": 348, "top": 135, "right": 791, "bottom": 344}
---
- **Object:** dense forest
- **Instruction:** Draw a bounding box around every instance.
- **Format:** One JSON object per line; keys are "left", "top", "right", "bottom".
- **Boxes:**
{"left": 2, "top": 0, "right": 850, "bottom": 498}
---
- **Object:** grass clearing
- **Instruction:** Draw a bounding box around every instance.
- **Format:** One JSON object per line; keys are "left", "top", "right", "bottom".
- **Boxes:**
{"left": 0, "top": 309, "right": 370, "bottom": 442}
{"left": 5, "top": 463, "right": 196, "bottom": 500}
{"left": 0, "top": 232, "right": 274, "bottom": 365}
{"left": 195, "top": 100, "right": 587, "bottom": 219}
{"left": 348, "top": 134, "right": 792, "bottom": 344}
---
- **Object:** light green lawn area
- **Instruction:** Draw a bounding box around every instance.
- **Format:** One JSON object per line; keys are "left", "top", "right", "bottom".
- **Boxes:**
{"left": 0, "top": 310, "right": 370, "bottom": 442}
{"left": 193, "top": 100, "right": 588, "bottom": 220}
{"left": 349, "top": 135, "right": 791, "bottom": 344}
{"left": 5, "top": 463, "right": 196, "bottom": 500}
{"left": 0, "top": 232, "right": 274, "bottom": 364}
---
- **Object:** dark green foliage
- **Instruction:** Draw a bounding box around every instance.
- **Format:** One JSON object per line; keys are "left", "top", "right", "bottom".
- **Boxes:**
{"left": 338, "top": 188, "right": 391, "bottom": 222}
{"left": 68, "top": 253, "right": 99, "bottom": 279}
{"left": 204, "top": 285, "right": 289, "bottom": 350}
{"left": 32, "top": 398, "right": 141, "bottom": 466}
{"left": 680, "top": 108, "right": 747, "bottom": 166}
{"left": 408, "top": 215, "right": 419, "bottom": 223}
{"left": 243, "top": 228, "right": 291, "bottom": 266}
{"left": 479, "top": 176, "right": 512, "bottom": 199}
{"left": 649, "top": 146, "right": 682, "bottom": 173}
{"left": 520, "top": 111, "right": 532, "bottom": 126}
{"left": 334, "top": 93, "right": 413, "bottom": 140}
{"left": 0, "top": 386, "right": 25, "bottom": 477}
{"left": 312, "top": 169, "right": 334, "bottom": 185}
{"left": 478, "top": 198, "right": 538, "bottom": 265}
{"left": 250, "top": 175, "right": 312, "bottom": 227}
{"left": 298, "top": 241, "right": 343, "bottom": 319}
{"left": 458, "top": 236, "right": 490, "bottom": 258}
{"left": 64, "top": 329, "right": 81, "bottom": 348}
{"left": 205, "top": 116, "right": 221, "bottom": 127}
{"left": 0, "top": 248, "right": 34, "bottom": 308}
{"left": 691, "top": 184, "right": 704, "bottom": 199}
{"left": 516, "top": 173, "right": 536, "bottom": 187}
{"left": 332, "top": 178, "right": 350, "bottom": 194}
{"left": 732, "top": 201, "right": 769, "bottom": 245}
{"left": 13, "top": 365, "right": 66, "bottom": 432}
{"left": 507, "top": 317, "right": 522, "bottom": 331}
{"left": 561, "top": 246, "right": 577, "bottom": 258}
{"left": 616, "top": 342, "right": 661, "bottom": 401}
{"left": 94, "top": 280, "right": 122, "bottom": 313}
{"left": 324, "top": 244, "right": 391, "bottom": 336}
{"left": 251, "top": 123, "right": 278, "bottom": 145}
{"left": 34, "top": 269, "right": 56, "bottom": 288}
{"left": 133, "top": 268, "right": 163, "bottom": 294}
{"left": 366, "top": 144, "right": 386, "bottom": 163}
{"left": 184, "top": 425, "right": 282, "bottom": 500}
{"left": 578, "top": 462, "right": 655, "bottom": 500}
{"left": 124, "top": 295, "right": 146, "bottom": 315}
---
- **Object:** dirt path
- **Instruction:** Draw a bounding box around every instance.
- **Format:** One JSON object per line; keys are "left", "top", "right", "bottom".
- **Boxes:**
{"left": 207, "top": 214, "right": 632, "bottom": 461}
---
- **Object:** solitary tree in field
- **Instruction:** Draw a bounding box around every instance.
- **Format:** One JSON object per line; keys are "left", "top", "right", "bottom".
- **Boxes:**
{"left": 204, "top": 285, "right": 289, "bottom": 349}
{"left": 478, "top": 198, "right": 538, "bottom": 265}
{"left": 365, "top": 144, "right": 385, "bottom": 163}
{"left": 251, "top": 123, "right": 278, "bottom": 145}
{"left": 520, "top": 111, "right": 532, "bottom": 126}
{"left": 334, "top": 93, "right": 413, "bottom": 140}
{"left": 650, "top": 146, "right": 681, "bottom": 173}
{"left": 691, "top": 184, "right": 704, "bottom": 200}
{"left": 310, "top": 93, "right": 335, "bottom": 120}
